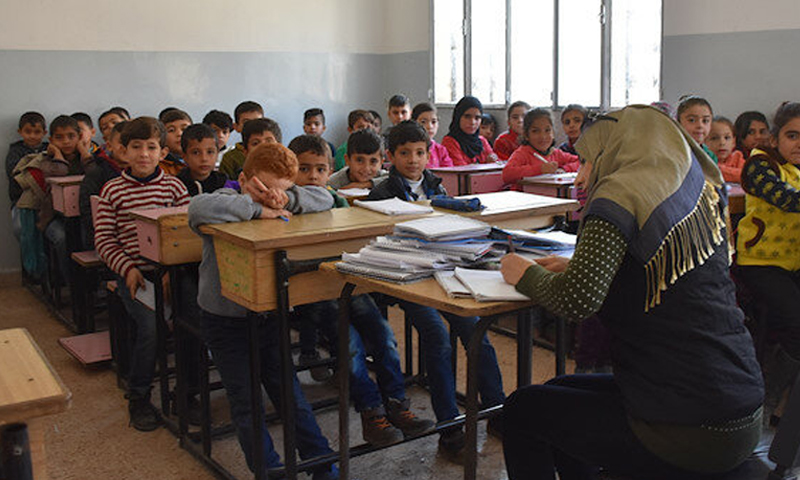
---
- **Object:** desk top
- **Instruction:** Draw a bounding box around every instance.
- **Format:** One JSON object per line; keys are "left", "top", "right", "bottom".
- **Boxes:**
{"left": 0, "top": 328, "right": 71, "bottom": 425}
{"left": 518, "top": 173, "right": 577, "bottom": 186}
{"left": 46, "top": 175, "right": 84, "bottom": 186}
{"left": 319, "top": 263, "right": 533, "bottom": 317}
{"left": 454, "top": 191, "right": 579, "bottom": 220}
{"left": 429, "top": 162, "right": 506, "bottom": 174}
{"left": 129, "top": 205, "right": 189, "bottom": 222}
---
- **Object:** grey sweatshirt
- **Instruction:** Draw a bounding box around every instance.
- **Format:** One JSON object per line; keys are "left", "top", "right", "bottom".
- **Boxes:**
{"left": 327, "top": 166, "right": 388, "bottom": 190}
{"left": 188, "top": 185, "right": 335, "bottom": 318}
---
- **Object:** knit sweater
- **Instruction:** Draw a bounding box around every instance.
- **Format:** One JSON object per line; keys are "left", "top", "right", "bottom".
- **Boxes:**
{"left": 502, "top": 145, "right": 580, "bottom": 184}
{"left": 494, "top": 130, "right": 522, "bottom": 160}
{"left": 718, "top": 150, "right": 746, "bottom": 183}
{"left": 427, "top": 140, "right": 454, "bottom": 168}
{"left": 95, "top": 168, "right": 189, "bottom": 278}
{"left": 218, "top": 143, "right": 246, "bottom": 180}
{"left": 441, "top": 135, "right": 495, "bottom": 166}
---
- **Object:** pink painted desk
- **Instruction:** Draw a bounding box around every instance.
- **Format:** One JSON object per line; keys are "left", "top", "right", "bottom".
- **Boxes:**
{"left": 519, "top": 172, "right": 577, "bottom": 199}
{"left": 129, "top": 206, "right": 201, "bottom": 265}
{"left": 47, "top": 175, "right": 84, "bottom": 218}
{"left": 429, "top": 162, "right": 507, "bottom": 196}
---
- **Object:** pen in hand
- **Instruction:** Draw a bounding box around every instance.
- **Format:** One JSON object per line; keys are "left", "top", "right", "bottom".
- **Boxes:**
{"left": 507, "top": 235, "right": 515, "bottom": 254}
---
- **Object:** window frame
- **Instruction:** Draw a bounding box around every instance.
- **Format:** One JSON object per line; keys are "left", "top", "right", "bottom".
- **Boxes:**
{"left": 430, "top": 0, "right": 664, "bottom": 111}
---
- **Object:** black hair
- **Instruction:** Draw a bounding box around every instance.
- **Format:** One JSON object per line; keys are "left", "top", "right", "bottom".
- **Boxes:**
{"left": 770, "top": 102, "right": 800, "bottom": 137}
{"left": 110, "top": 120, "right": 128, "bottom": 137}
{"left": 521, "top": 108, "right": 554, "bottom": 146}
{"left": 234, "top": 101, "right": 264, "bottom": 123}
{"left": 121, "top": 117, "right": 166, "bottom": 147}
{"left": 49, "top": 115, "right": 80, "bottom": 135}
{"left": 481, "top": 113, "right": 497, "bottom": 127}
{"left": 369, "top": 110, "right": 382, "bottom": 128}
{"left": 561, "top": 104, "right": 588, "bottom": 122}
{"left": 677, "top": 95, "right": 713, "bottom": 120}
{"left": 734, "top": 111, "right": 770, "bottom": 148}
{"left": 411, "top": 102, "right": 436, "bottom": 121}
{"left": 386, "top": 120, "right": 430, "bottom": 154}
{"left": 712, "top": 116, "right": 735, "bottom": 132}
{"left": 71, "top": 112, "right": 94, "bottom": 128}
{"left": 288, "top": 134, "right": 331, "bottom": 160}
{"left": 161, "top": 109, "right": 192, "bottom": 125}
{"left": 347, "top": 128, "right": 384, "bottom": 156}
{"left": 347, "top": 110, "right": 375, "bottom": 129}
{"left": 181, "top": 123, "right": 218, "bottom": 152}
{"left": 202, "top": 110, "right": 233, "bottom": 131}
{"left": 158, "top": 107, "right": 179, "bottom": 122}
{"left": 18, "top": 111, "right": 46, "bottom": 130}
{"left": 242, "top": 118, "right": 282, "bottom": 146}
{"left": 388, "top": 94, "right": 411, "bottom": 108}
{"left": 304, "top": 108, "right": 326, "bottom": 125}
{"left": 99, "top": 107, "right": 131, "bottom": 123}
{"left": 507, "top": 101, "right": 531, "bottom": 117}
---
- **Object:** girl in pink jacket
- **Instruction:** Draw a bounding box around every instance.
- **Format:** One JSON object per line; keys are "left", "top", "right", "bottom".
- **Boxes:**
{"left": 411, "top": 102, "right": 453, "bottom": 168}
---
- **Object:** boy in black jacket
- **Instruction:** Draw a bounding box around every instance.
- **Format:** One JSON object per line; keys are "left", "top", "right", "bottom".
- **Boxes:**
{"left": 176, "top": 124, "right": 235, "bottom": 196}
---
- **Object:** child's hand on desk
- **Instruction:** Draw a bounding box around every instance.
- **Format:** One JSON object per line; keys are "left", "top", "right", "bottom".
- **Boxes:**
{"left": 535, "top": 256, "right": 569, "bottom": 273}
{"left": 541, "top": 162, "right": 559, "bottom": 174}
{"left": 259, "top": 208, "right": 292, "bottom": 220}
{"left": 501, "top": 253, "right": 535, "bottom": 285}
{"left": 125, "top": 268, "right": 146, "bottom": 299}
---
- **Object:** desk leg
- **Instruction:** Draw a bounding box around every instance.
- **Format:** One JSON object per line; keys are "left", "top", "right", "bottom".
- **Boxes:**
{"left": 1, "top": 423, "right": 33, "bottom": 480}
{"left": 516, "top": 310, "right": 533, "bottom": 388}
{"left": 464, "top": 315, "right": 496, "bottom": 480}
{"left": 337, "top": 283, "right": 356, "bottom": 480}
{"left": 153, "top": 267, "right": 170, "bottom": 416}
{"left": 248, "top": 312, "right": 266, "bottom": 480}
{"left": 555, "top": 317, "right": 566, "bottom": 376}
{"left": 275, "top": 251, "right": 297, "bottom": 480}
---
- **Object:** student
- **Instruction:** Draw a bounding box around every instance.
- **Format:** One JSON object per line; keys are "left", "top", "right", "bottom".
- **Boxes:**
{"left": 494, "top": 101, "right": 530, "bottom": 160}
{"left": 328, "top": 129, "right": 388, "bottom": 190}
{"left": 302, "top": 108, "right": 337, "bottom": 159}
{"left": 334, "top": 109, "right": 375, "bottom": 171}
{"left": 442, "top": 96, "right": 498, "bottom": 165}
{"left": 367, "top": 121, "right": 505, "bottom": 458}
{"left": 71, "top": 112, "right": 101, "bottom": 157}
{"left": 6, "top": 112, "right": 48, "bottom": 207}
{"left": 177, "top": 124, "right": 235, "bottom": 196}
{"left": 98, "top": 107, "right": 131, "bottom": 145}
{"left": 677, "top": 95, "right": 717, "bottom": 163}
{"left": 201, "top": 109, "right": 233, "bottom": 164}
{"left": 411, "top": 102, "right": 453, "bottom": 168}
{"left": 736, "top": 101, "right": 800, "bottom": 427}
{"left": 369, "top": 109, "right": 383, "bottom": 133}
{"left": 500, "top": 105, "right": 763, "bottom": 480}
{"left": 288, "top": 134, "right": 434, "bottom": 445}
{"left": 242, "top": 118, "right": 282, "bottom": 154}
{"left": 502, "top": 108, "right": 580, "bottom": 185}
{"left": 219, "top": 101, "right": 264, "bottom": 179}
{"left": 188, "top": 142, "right": 339, "bottom": 479}
{"left": 159, "top": 109, "right": 192, "bottom": 175}
{"left": 558, "top": 104, "right": 588, "bottom": 155}
{"left": 79, "top": 121, "right": 128, "bottom": 249}
{"left": 386, "top": 94, "right": 411, "bottom": 127}
{"left": 480, "top": 113, "right": 498, "bottom": 147}
{"left": 707, "top": 116, "right": 745, "bottom": 183}
{"left": 94, "top": 117, "right": 190, "bottom": 431}
{"left": 735, "top": 111, "right": 771, "bottom": 159}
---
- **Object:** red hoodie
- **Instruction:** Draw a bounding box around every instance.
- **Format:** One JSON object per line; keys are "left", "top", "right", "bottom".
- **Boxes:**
{"left": 502, "top": 145, "right": 580, "bottom": 185}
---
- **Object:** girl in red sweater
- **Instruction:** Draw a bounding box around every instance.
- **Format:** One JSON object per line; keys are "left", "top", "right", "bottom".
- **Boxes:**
{"left": 707, "top": 116, "right": 745, "bottom": 183}
{"left": 441, "top": 96, "right": 498, "bottom": 165}
{"left": 502, "top": 108, "right": 580, "bottom": 185}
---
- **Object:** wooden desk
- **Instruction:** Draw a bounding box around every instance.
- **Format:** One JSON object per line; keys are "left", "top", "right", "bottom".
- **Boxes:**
{"left": 518, "top": 172, "right": 577, "bottom": 199}
{"left": 429, "top": 163, "right": 506, "bottom": 196}
{"left": 130, "top": 206, "right": 200, "bottom": 265}
{"left": 0, "top": 328, "right": 71, "bottom": 480}
{"left": 47, "top": 175, "right": 84, "bottom": 218}
{"left": 453, "top": 191, "right": 580, "bottom": 230}
{"left": 727, "top": 183, "right": 745, "bottom": 216}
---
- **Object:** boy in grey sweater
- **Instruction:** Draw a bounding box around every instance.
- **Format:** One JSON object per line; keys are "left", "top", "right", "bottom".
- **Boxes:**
{"left": 188, "top": 143, "right": 338, "bottom": 480}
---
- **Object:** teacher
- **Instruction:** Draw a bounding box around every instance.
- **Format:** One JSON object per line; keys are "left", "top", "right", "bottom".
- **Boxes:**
{"left": 500, "top": 105, "right": 764, "bottom": 479}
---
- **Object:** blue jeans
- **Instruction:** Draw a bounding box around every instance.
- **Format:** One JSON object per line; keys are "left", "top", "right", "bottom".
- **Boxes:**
{"left": 295, "top": 295, "right": 406, "bottom": 412}
{"left": 115, "top": 273, "right": 158, "bottom": 398}
{"left": 397, "top": 301, "right": 505, "bottom": 422}
{"left": 200, "top": 310, "right": 336, "bottom": 476}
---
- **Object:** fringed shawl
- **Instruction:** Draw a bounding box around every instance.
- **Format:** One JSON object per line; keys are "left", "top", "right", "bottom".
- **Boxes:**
{"left": 575, "top": 105, "right": 727, "bottom": 311}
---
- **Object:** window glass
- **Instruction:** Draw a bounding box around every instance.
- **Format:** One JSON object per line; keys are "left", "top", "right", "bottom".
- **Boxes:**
{"left": 434, "top": 0, "right": 465, "bottom": 104}
{"left": 611, "top": 0, "right": 662, "bottom": 106}
{"left": 510, "top": 0, "right": 554, "bottom": 107}
{"left": 557, "top": 0, "right": 602, "bottom": 107}
{"left": 470, "top": 0, "right": 507, "bottom": 105}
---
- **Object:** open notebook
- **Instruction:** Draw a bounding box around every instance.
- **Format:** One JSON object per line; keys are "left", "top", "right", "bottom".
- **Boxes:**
{"left": 354, "top": 198, "right": 434, "bottom": 215}
{"left": 453, "top": 267, "right": 531, "bottom": 302}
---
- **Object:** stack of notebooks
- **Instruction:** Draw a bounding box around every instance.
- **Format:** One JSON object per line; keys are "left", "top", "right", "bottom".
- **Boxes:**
{"left": 335, "top": 215, "right": 496, "bottom": 283}
{"left": 492, "top": 227, "right": 577, "bottom": 258}
{"left": 353, "top": 197, "right": 434, "bottom": 215}
{"left": 436, "top": 268, "right": 530, "bottom": 302}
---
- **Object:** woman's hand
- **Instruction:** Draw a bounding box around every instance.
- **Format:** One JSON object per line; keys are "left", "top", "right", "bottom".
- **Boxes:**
{"left": 535, "top": 255, "right": 570, "bottom": 272}
{"left": 500, "top": 253, "right": 534, "bottom": 285}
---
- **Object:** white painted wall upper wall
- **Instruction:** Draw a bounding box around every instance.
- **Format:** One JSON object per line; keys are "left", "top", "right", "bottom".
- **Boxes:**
{"left": 0, "top": 0, "right": 430, "bottom": 54}
{"left": 664, "top": 0, "right": 800, "bottom": 37}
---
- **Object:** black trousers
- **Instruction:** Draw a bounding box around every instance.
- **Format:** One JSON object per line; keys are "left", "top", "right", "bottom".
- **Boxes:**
{"left": 738, "top": 265, "right": 800, "bottom": 360}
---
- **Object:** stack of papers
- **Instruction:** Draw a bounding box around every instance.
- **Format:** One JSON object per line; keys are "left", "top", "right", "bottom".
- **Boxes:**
{"left": 393, "top": 215, "right": 491, "bottom": 241}
{"left": 337, "top": 188, "right": 372, "bottom": 197}
{"left": 453, "top": 268, "right": 530, "bottom": 302}
{"left": 354, "top": 198, "right": 434, "bottom": 215}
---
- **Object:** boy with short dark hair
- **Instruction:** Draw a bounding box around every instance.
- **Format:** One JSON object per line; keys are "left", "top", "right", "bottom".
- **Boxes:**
{"left": 160, "top": 109, "right": 192, "bottom": 175}
{"left": 367, "top": 120, "right": 506, "bottom": 458}
{"left": 328, "top": 129, "right": 387, "bottom": 190}
{"left": 219, "top": 101, "right": 264, "bottom": 179}
{"left": 201, "top": 109, "right": 233, "bottom": 163}
{"left": 302, "top": 108, "right": 337, "bottom": 158}
{"left": 71, "top": 112, "right": 101, "bottom": 157}
{"left": 188, "top": 143, "right": 338, "bottom": 479}
{"left": 98, "top": 107, "right": 131, "bottom": 143}
{"left": 334, "top": 109, "right": 375, "bottom": 171}
{"left": 242, "top": 118, "right": 282, "bottom": 153}
{"left": 95, "top": 116, "right": 190, "bottom": 431}
{"left": 386, "top": 94, "right": 411, "bottom": 126}
{"left": 6, "top": 112, "right": 48, "bottom": 206}
{"left": 177, "top": 124, "right": 235, "bottom": 196}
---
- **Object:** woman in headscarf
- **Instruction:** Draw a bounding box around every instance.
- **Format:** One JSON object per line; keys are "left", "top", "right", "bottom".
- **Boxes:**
{"left": 441, "top": 96, "right": 498, "bottom": 165}
{"left": 499, "top": 105, "right": 764, "bottom": 480}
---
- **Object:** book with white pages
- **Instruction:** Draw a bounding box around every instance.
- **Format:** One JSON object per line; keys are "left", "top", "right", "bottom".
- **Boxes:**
{"left": 354, "top": 197, "right": 434, "bottom": 215}
{"left": 454, "top": 267, "right": 531, "bottom": 302}
{"left": 345, "top": 247, "right": 453, "bottom": 270}
{"left": 502, "top": 228, "right": 577, "bottom": 247}
{"left": 434, "top": 271, "right": 473, "bottom": 298}
{"left": 393, "top": 214, "right": 491, "bottom": 241}
{"left": 336, "top": 261, "right": 433, "bottom": 284}
{"left": 337, "top": 187, "right": 372, "bottom": 197}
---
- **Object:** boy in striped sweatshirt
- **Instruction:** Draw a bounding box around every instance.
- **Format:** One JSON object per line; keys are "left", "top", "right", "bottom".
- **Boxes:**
{"left": 95, "top": 116, "right": 189, "bottom": 431}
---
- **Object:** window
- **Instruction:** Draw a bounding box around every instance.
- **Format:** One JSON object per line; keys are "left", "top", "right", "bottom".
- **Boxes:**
{"left": 432, "top": 0, "right": 662, "bottom": 109}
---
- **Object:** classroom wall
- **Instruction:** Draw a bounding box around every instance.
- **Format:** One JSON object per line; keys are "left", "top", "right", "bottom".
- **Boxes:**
{"left": 0, "top": 0, "right": 430, "bottom": 273}
{"left": 662, "top": 0, "right": 800, "bottom": 119}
